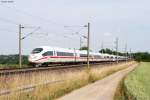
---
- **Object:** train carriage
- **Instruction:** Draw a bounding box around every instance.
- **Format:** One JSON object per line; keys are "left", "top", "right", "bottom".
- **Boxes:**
{"left": 28, "top": 46, "right": 126, "bottom": 67}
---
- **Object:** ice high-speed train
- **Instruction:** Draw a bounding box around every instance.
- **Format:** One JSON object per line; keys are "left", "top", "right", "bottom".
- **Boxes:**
{"left": 28, "top": 46, "right": 126, "bottom": 67}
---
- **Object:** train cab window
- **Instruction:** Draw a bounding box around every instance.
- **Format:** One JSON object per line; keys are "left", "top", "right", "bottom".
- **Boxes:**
{"left": 42, "top": 51, "right": 53, "bottom": 56}
{"left": 57, "top": 52, "right": 74, "bottom": 56}
{"left": 32, "top": 48, "right": 43, "bottom": 54}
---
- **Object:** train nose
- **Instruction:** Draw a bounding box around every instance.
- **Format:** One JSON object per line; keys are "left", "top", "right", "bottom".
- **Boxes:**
{"left": 28, "top": 54, "right": 40, "bottom": 62}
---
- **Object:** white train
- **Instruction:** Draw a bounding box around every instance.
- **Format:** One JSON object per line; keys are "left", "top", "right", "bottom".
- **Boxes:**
{"left": 28, "top": 46, "right": 126, "bottom": 67}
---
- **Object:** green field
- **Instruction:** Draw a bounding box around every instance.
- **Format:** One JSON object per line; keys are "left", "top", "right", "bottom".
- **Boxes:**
{"left": 122, "top": 62, "right": 150, "bottom": 100}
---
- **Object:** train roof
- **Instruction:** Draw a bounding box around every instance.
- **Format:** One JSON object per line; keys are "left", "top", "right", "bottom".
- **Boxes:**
{"left": 35, "top": 46, "right": 119, "bottom": 57}
{"left": 38, "top": 46, "right": 78, "bottom": 52}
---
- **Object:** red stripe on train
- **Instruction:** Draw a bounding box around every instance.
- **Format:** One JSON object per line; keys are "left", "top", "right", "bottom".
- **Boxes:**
{"left": 35, "top": 56, "right": 91, "bottom": 62}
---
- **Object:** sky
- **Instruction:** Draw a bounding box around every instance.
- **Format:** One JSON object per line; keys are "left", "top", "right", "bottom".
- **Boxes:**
{"left": 0, "top": 0, "right": 150, "bottom": 54}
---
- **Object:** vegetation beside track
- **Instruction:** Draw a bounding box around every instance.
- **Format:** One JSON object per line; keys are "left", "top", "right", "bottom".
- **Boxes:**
{"left": 0, "top": 62, "right": 136, "bottom": 100}
{"left": 0, "top": 64, "right": 28, "bottom": 69}
{"left": 114, "top": 62, "right": 150, "bottom": 100}
{"left": 0, "top": 55, "right": 28, "bottom": 69}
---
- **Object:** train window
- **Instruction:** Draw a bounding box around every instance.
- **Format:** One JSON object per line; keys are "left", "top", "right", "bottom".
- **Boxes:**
{"left": 104, "top": 56, "right": 107, "bottom": 59}
{"left": 42, "top": 51, "right": 53, "bottom": 56}
{"left": 94, "top": 55, "right": 101, "bottom": 59}
{"left": 57, "top": 52, "right": 74, "bottom": 56}
{"left": 66, "top": 53, "right": 74, "bottom": 56}
{"left": 80, "top": 54, "right": 87, "bottom": 57}
{"left": 32, "top": 48, "right": 43, "bottom": 54}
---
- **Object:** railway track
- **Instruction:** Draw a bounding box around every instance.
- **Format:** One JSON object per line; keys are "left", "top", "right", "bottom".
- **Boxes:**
{"left": 0, "top": 62, "right": 115, "bottom": 75}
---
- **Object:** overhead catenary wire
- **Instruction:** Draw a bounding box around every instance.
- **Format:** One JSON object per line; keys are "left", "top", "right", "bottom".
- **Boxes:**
{"left": 0, "top": 4, "right": 65, "bottom": 37}
{"left": 64, "top": 26, "right": 87, "bottom": 38}
{"left": 64, "top": 25, "right": 88, "bottom": 28}
{"left": 37, "top": 25, "right": 87, "bottom": 39}
{"left": 0, "top": 4, "right": 88, "bottom": 38}
{"left": 13, "top": 25, "right": 82, "bottom": 41}
{"left": 21, "top": 27, "right": 40, "bottom": 40}
{"left": 0, "top": 4, "right": 65, "bottom": 27}
{"left": 0, "top": 17, "right": 19, "bottom": 25}
{"left": 0, "top": 28, "right": 16, "bottom": 33}
{"left": 0, "top": 4, "right": 88, "bottom": 40}
{"left": 0, "top": 16, "right": 36, "bottom": 28}
{"left": 0, "top": 17, "right": 86, "bottom": 42}
{"left": 0, "top": 4, "right": 89, "bottom": 52}
{"left": 38, "top": 28, "right": 83, "bottom": 40}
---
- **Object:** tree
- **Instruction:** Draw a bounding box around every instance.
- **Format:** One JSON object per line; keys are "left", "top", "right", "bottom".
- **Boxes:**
{"left": 79, "top": 46, "right": 88, "bottom": 50}
{"left": 79, "top": 46, "right": 92, "bottom": 51}
{"left": 99, "top": 48, "right": 113, "bottom": 54}
{"left": 133, "top": 52, "right": 150, "bottom": 62}
{"left": 99, "top": 48, "right": 127, "bottom": 56}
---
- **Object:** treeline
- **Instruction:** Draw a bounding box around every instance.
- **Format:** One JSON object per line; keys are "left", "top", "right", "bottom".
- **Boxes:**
{"left": 0, "top": 55, "right": 28, "bottom": 64}
{"left": 133, "top": 52, "right": 150, "bottom": 62}
{"left": 99, "top": 48, "right": 150, "bottom": 62}
{"left": 99, "top": 48, "right": 129, "bottom": 56}
{"left": 80, "top": 47, "right": 129, "bottom": 56}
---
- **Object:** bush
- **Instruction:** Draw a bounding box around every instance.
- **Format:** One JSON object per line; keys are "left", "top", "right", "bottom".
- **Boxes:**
{"left": 0, "top": 55, "right": 28, "bottom": 64}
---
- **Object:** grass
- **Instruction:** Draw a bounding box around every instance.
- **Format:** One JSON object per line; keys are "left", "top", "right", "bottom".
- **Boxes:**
{"left": 114, "top": 77, "right": 126, "bottom": 100}
{"left": 0, "top": 62, "right": 136, "bottom": 100}
{"left": 114, "top": 62, "right": 150, "bottom": 100}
